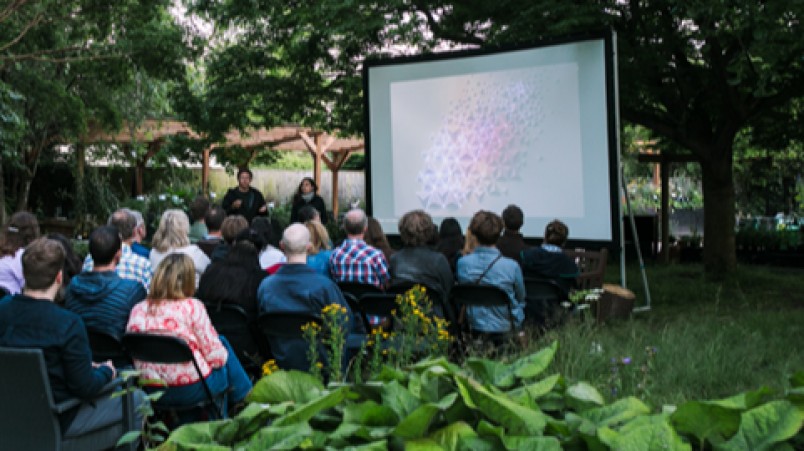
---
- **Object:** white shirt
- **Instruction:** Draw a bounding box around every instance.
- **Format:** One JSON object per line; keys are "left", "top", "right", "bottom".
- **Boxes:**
{"left": 150, "top": 245, "right": 211, "bottom": 286}
{"left": 259, "top": 245, "right": 286, "bottom": 270}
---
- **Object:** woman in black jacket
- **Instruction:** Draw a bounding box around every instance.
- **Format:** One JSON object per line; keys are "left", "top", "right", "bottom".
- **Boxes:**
{"left": 289, "top": 177, "right": 328, "bottom": 225}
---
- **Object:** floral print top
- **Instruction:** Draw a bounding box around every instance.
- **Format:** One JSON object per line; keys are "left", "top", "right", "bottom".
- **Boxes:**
{"left": 126, "top": 297, "right": 227, "bottom": 386}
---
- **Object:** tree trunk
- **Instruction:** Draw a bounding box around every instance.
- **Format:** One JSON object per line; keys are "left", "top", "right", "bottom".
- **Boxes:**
{"left": 700, "top": 147, "right": 737, "bottom": 278}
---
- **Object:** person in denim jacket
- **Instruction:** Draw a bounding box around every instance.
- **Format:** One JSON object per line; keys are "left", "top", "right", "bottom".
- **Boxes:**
{"left": 456, "top": 211, "right": 525, "bottom": 333}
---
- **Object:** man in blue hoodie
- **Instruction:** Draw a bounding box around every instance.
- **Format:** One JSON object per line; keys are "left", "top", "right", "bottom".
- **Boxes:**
{"left": 66, "top": 225, "right": 146, "bottom": 339}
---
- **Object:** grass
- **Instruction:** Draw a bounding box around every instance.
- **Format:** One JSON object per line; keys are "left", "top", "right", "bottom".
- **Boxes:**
{"left": 519, "top": 262, "right": 804, "bottom": 410}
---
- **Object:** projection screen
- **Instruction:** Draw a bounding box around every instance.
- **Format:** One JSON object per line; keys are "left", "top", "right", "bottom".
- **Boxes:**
{"left": 364, "top": 31, "right": 620, "bottom": 245}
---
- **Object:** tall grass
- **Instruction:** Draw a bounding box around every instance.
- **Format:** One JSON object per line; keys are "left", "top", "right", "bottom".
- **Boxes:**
{"left": 519, "top": 263, "right": 804, "bottom": 410}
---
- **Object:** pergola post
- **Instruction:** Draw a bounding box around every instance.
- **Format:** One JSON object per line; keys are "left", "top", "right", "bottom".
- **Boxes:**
{"left": 202, "top": 147, "right": 211, "bottom": 195}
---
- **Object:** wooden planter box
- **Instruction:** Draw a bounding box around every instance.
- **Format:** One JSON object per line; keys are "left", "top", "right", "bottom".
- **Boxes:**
{"left": 590, "top": 284, "right": 635, "bottom": 322}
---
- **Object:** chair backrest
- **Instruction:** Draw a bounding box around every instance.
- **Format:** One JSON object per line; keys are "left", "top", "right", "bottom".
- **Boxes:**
{"left": 564, "top": 248, "right": 608, "bottom": 290}
{"left": 337, "top": 281, "right": 383, "bottom": 300}
{"left": 449, "top": 283, "right": 515, "bottom": 333}
{"left": 86, "top": 328, "right": 130, "bottom": 366}
{"left": 203, "top": 302, "right": 262, "bottom": 367}
{"left": 257, "top": 312, "right": 322, "bottom": 339}
{"left": 0, "top": 347, "right": 61, "bottom": 450}
{"left": 523, "top": 278, "right": 568, "bottom": 327}
{"left": 0, "top": 286, "right": 9, "bottom": 298}
{"left": 387, "top": 280, "right": 454, "bottom": 323}
{"left": 358, "top": 293, "right": 399, "bottom": 331}
{"left": 121, "top": 333, "right": 223, "bottom": 418}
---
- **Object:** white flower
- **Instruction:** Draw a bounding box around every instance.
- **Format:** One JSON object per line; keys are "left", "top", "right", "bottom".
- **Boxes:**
{"left": 158, "top": 194, "right": 166, "bottom": 201}
{"left": 172, "top": 195, "right": 180, "bottom": 204}
{"left": 210, "top": 192, "right": 217, "bottom": 199}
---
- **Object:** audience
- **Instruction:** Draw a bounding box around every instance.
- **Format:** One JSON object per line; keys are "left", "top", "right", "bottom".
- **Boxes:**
{"left": 521, "top": 219, "right": 580, "bottom": 293}
{"left": 290, "top": 177, "right": 328, "bottom": 225}
{"left": 305, "top": 220, "right": 333, "bottom": 277}
{"left": 390, "top": 210, "right": 453, "bottom": 306}
{"left": 83, "top": 209, "right": 152, "bottom": 291}
{"left": 46, "top": 232, "right": 82, "bottom": 303}
{"left": 0, "top": 211, "right": 40, "bottom": 295}
{"left": 0, "top": 237, "right": 144, "bottom": 440}
{"left": 329, "top": 209, "right": 390, "bottom": 289}
{"left": 251, "top": 217, "right": 286, "bottom": 270}
{"left": 364, "top": 216, "right": 395, "bottom": 263}
{"left": 456, "top": 211, "right": 525, "bottom": 334}
{"left": 497, "top": 204, "right": 529, "bottom": 264}
{"left": 197, "top": 205, "right": 226, "bottom": 258}
{"left": 211, "top": 215, "right": 249, "bottom": 262}
{"left": 435, "top": 217, "right": 464, "bottom": 273}
{"left": 258, "top": 224, "right": 364, "bottom": 371}
{"left": 129, "top": 209, "right": 151, "bottom": 259}
{"left": 188, "top": 195, "right": 210, "bottom": 243}
{"left": 150, "top": 209, "right": 210, "bottom": 286}
{"left": 126, "top": 254, "right": 252, "bottom": 412}
{"left": 65, "top": 226, "right": 146, "bottom": 339}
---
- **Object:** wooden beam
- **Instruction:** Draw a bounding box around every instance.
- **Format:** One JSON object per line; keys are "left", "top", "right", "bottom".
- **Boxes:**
{"left": 330, "top": 151, "right": 352, "bottom": 218}
{"left": 202, "top": 147, "right": 211, "bottom": 195}
{"left": 637, "top": 153, "right": 697, "bottom": 164}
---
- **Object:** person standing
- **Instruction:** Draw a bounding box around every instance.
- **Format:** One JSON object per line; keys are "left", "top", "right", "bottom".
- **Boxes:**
{"left": 222, "top": 168, "right": 267, "bottom": 223}
{"left": 290, "top": 177, "right": 328, "bottom": 225}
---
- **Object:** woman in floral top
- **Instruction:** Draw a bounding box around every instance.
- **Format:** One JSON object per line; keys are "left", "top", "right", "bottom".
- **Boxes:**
{"left": 126, "top": 253, "right": 252, "bottom": 411}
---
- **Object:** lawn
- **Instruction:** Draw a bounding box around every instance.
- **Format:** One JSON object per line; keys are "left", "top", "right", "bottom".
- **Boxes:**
{"left": 526, "top": 262, "right": 804, "bottom": 410}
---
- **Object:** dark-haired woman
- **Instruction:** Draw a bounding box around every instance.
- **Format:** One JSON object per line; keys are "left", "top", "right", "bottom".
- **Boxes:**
{"left": 290, "top": 177, "right": 328, "bottom": 225}
{"left": 0, "top": 212, "right": 40, "bottom": 295}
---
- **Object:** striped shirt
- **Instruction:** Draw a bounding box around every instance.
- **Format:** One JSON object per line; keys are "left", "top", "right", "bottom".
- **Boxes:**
{"left": 329, "top": 238, "right": 390, "bottom": 288}
{"left": 83, "top": 243, "right": 152, "bottom": 291}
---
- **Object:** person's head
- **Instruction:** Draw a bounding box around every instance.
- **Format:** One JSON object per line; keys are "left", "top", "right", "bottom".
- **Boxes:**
{"left": 502, "top": 205, "right": 524, "bottom": 232}
{"left": 189, "top": 195, "right": 210, "bottom": 222}
{"left": 398, "top": 210, "right": 436, "bottom": 248}
{"left": 204, "top": 205, "right": 226, "bottom": 233}
{"left": 221, "top": 215, "right": 249, "bottom": 244}
{"left": 298, "top": 205, "right": 320, "bottom": 223}
{"left": 21, "top": 237, "right": 64, "bottom": 291}
{"left": 281, "top": 223, "right": 310, "bottom": 258}
{"left": 297, "top": 177, "right": 317, "bottom": 195}
{"left": 364, "top": 217, "right": 391, "bottom": 249}
{"left": 439, "top": 217, "right": 463, "bottom": 240}
{"left": 237, "top": 168, "right": 253, "bottom": 191}
{"left": 88, "top": 225, "right": 122, "bottom": 267}
{"left": 47, "top": 233, "right": 81, "bottom": 283}
{"left": 108, "top": 209, "right": 137, "bottom": 241}
{"left": 129, "top": 209, "right": 147, "bottom": 241}
{"left": 250, "top": 217, "right": 275, "bottom": 250}
{"left": 224, "top": 240, "right": 261, "bottom": 270}
{"left": 462, "top": 227, "right": 478, "bottom": 255}
{"left": 543, "top": 219, "right": 569, "bottom": 247}
{"left": 149, "top": 253, "right": 195, "bottom": 301}
{"left": 306, "top": 220, "right": 331, "bottom": 254}
{"left": 0, "top": 211, "right": 40, "bottom": 257}
{"left": 343, "top": 208, "right": 368, "bottom": 236}
{"left": 152, "top": 209, "right": 191, "bottom": 252}
{"left": 468, "top": 210, "right": 504, "bottom": 246}
{"left": 234, "top": 227, "right": 266, "bottom": 252}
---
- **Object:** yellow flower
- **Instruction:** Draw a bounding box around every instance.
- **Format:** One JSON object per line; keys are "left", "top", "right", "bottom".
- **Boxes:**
{"left": 315, "top": 362, "right": 324, "bottom": 369}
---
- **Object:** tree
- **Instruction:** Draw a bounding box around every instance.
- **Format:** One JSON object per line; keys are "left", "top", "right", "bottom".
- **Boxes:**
{"left": 190, "top": 0, "right": 804, "bottom": 277}
{"left": 0, "top": 0, "right": 196, "bottom": 215}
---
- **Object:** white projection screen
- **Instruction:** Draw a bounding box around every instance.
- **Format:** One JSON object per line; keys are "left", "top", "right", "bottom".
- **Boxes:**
{"left": 364, "top": 31, "right": 620, "bottom": 246}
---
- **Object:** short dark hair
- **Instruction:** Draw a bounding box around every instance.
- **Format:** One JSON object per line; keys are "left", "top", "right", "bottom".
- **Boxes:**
{"left": 109, "top": 209, "right": 137, "bottom": 240}
{"left": 189, "top": 195, "right": 210, "bottom": 221}
{"left": 22, "top": 237, "right": 65, "bottom": 290}
{"left": 237, "top": 168, "right": 253, "bottom": 179}
{"left": 502, "top": 204, "right": 524, "bottom": 231}
{"left": 89, "top": 225, "right": 122, "bottom": 266}
{"left": 544, "top": 220, "right": 569, "bottom": 246}
{"left": 205, "top": 205, "right": 226, "bottom": 232}
{"left": 297, "top": 177, "right": 317, "bottom": 194}
{"left": 438, "top": 217, "right": 462, "bottom": 239}
{"left": 297, "top": 205, "right": 319, "bottom": 223}
{"left": 398, "top": 210, "right": 435, "bottom": 247}
{"left": 468, "top": 210, "right": 504, "bottom": 246}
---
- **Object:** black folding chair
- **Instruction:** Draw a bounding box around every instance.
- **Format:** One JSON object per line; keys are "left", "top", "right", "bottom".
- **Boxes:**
{"left": 450, "top": 283, "right": 516, "bottom": 341}
{"left": 387, "top": 280, "right": 454, "bottom": 324}
{"left": 121, "top": 333, "right": 225, "bottom": 420}
{"left": 204, "top": 302, "right": 265, "bottom": 378}
{"left": 523, "top": 277, "right": 570, "bottom": 328}
{"left": 337, "top": 281, "right": 383, "bottom": 299}
{"left": 358, "top": 293, "right": 399, "bottom": 331}
{"left": 256, "top": 312, "right": 323, "bottom": 372}
{"left": 86, "top": 328, "right": 131, "bottom": 367}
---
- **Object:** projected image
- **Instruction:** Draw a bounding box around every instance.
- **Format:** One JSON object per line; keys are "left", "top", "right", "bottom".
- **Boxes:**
{"left": 389, "top": 64, "right": 584, "bottom": 218}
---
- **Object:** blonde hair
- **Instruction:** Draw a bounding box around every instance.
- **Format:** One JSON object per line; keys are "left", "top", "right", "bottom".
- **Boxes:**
{"left": 148, "top": 253, "right": 195, "bottom": 304}
{"left": 306, "top": 220, "right": 331, "bottom": 254}
{"left": 151, "top": 209, "right": 190, "bottom": 252}
{"left": 462, "top": 227, "right": 478, "bottom": 255}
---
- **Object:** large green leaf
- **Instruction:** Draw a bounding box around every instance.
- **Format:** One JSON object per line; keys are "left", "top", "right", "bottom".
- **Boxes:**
{"left": 671, "top": 401, "right": 741, "bottom": 445}
{"left": 716, "top": 400, "right": 804, "bottom": 451}
{"left": 581, "top": 397, "right": 652, "bottom": 427}
{"left": 597, "top": 414, "right": 692, "bottom": 451}
{"left": 706, "top": 386, "right": 774, "bottom": 410}
{"left": 274, "top": 386, "right": 350, "bottom": 426}
{"left": 428, "top": 421, "right": 478, "bottom": 450}
{"left": 476, "top": 420, "right": 561, "bottom": 450}
{"left": 328, "top": 422, "right": 394, "bottom": 446}
{"left": 160, "top": 419, "right": 232, "bottom": 450}
{"left": 247, "top": 370, "right": 324, "bottom": 404}
{"left": 454, "top": 375, "right": 547, "bottom": 435}
{"left": 565, "top": 382, "right": 606, "bottom": 411}
{"left": 466, "top": 358, "right": 516, "bottom": 388}
{"left": 381, "top": 380, "right": 420, "bottom": 417}
{"left": 394, "top": 394, "right": 459, "bottom": 439}
{"left": 507, "top": 374, "right": 562, "bottom": 404}
{"left": 510, "top": 341, "right": 558, "bottom": 379}
{"left": 342, "top": 400, "right": 399, "bottom": 426}
{"left": 242, "top": 422, "right": 315, "bottom": 450}
{"left": 410, "top": 357, "right": 462, "bottom": 376}
{"left": 400, "top": 438, "right": 444, "bottom": 450}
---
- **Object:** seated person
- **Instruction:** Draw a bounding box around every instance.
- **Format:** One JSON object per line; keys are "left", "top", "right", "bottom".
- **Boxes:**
{"left": 364, "top": 216, "right": 395, "bottom": 263}
{"left": 251, "top": 217, "right": 286, "bottom": 270}
{"left": 329, "top": 209, "right": 390, "bottom": 289}
{"left": 188, "top": 195, "right": 210, "bottom": 244}
{"left": 258, "top": 224, "right": 365, "bottom": 371}
{"left": 126, "top": 253, "right": 252, "bottom": 412}
{"left": 0, "top": 211, "right": 40, "bottom": 295}
{"left": 197, "top": 205, "right": 226, "bottom": 258}
{"left": 435, "top": 217, "right": 464, "bottom": 274}
{"left": 65, "top": 226, "right": 147, "bottom": 339}
{"left": 520, "top": 219, "right": 579, "bottom": 294}
{"left": 0, "top": 237, "right": 143, "bottom": 441}
{"left": 305, "top": 220, "right": 333, "bottom": 277}
{"left": 456, "top": 211, "right": 526, "bottom": 334}
{"left": 84, "top": 209, "right": 152, "bottom": 291}
{"left": 211, "top": 215, "right": 249, "bottom": 262}
{"left": 390, "top": 210, "right": 453, "bottom": 308}
{"left": 149, "top": 209, "right": 210, "bottom": 287}
{"left": 496, "top": 204, "right": 529, "bottom": 264}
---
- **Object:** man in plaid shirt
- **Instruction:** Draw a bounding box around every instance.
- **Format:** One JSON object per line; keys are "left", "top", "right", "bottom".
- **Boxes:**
{"left": 329, "top": 209, "right": 390, "bottom": 289}
{"left": 83, "top": 209, "right": 152, "bottom": 291}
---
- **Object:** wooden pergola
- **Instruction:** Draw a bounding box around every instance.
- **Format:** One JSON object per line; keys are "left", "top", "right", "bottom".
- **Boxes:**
{"left": 80, "top": 120, "right": 364, "bottom": 216}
